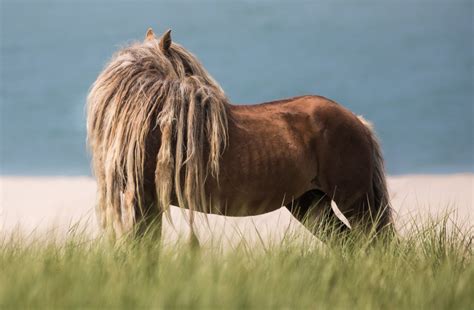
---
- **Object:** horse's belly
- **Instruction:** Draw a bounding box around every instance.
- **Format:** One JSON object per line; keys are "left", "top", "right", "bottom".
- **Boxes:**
{"left": 207, "top": 164, "right": 313, "bottom": 216}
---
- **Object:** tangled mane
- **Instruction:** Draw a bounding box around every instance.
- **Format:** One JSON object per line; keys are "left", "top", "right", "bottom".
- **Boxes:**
{"left": 87, "top": 29, "right": 228, "bottom": 236}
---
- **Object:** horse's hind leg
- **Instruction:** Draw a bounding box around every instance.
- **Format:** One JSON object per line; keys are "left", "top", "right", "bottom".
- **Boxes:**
{"left": 340, "top": 193, "right": 388, "bottom": 234}
{"left": 325, "top": 186, "right": 387, "bottom": 235}
{"left": 290, "top": 190, "right": 349, "bottom": 237}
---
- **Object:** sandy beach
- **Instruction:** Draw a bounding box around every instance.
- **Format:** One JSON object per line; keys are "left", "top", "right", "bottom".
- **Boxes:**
{"left": 1, "top": 174, "right": 472, "bottom": 248}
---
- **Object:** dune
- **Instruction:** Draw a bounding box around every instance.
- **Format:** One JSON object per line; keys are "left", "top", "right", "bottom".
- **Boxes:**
{"left": 1, "top": 174, "right": 472, "bottom": 248}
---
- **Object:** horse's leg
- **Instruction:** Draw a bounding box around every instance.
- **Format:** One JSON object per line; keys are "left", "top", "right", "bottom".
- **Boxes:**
{"left": 189, "top": 221, "right": 200, "bottom": 249}
{"left": 289, "top": 190, "right": 349, "bottom": 237}
{"left": 313, "top": 130, "right": 381, "bottom": 233}
{"left": 123, "top": 186, "right": 162, "bottom": 239}
{"left": 312, "top": 113, "right": 392, "bottom": 235}
{"left": 323, "top": 185, "right": 384, "bottom": 234}
{"left": 339, "top": 191, "right": 391, "bottom": 234}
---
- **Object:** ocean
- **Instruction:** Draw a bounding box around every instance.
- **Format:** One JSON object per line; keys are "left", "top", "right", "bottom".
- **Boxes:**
{"left": 1, "top": 0, "right": 472, "bottom": 175}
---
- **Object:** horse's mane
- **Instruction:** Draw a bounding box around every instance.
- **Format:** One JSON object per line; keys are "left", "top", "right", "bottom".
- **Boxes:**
{"left": 87, "top": 29, "right": 228, "bottom": 235}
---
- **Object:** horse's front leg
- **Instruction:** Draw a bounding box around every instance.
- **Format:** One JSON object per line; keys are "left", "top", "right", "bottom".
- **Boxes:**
{"left": 123, "top": 187, "right": 163, "bottom": 240}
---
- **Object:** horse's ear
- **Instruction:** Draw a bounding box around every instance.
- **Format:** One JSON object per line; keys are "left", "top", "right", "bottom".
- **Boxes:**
{"left": 159, "top": 29, "right": 172, "bottom": 52}
{"left": 145, "top": 28, "right": 156, "bottom": 41}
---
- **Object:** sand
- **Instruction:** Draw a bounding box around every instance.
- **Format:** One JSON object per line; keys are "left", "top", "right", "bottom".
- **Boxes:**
{"left": 1, "top": 174, "right": 472, "bottom": 248}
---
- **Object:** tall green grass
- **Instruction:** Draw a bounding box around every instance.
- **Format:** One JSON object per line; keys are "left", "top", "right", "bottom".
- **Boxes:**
{"left": 1, "top": 216, "right": 472, "bottom": 309}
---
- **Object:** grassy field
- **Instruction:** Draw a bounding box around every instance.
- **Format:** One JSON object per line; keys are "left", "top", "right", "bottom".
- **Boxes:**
{"left": 1, "top": 218, "right": 472, "bottom": 309}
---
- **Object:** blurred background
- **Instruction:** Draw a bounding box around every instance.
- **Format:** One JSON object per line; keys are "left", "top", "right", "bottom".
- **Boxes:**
{"left": 1, "top": 0, "right": 472, "bottom": 175}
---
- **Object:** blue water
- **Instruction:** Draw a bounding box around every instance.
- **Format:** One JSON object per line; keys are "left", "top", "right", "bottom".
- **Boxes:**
{"left": 1, "top": 0, "right": 473, "bottom": 175}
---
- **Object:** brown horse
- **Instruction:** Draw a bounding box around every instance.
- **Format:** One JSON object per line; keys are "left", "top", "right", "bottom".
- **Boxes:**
{"left": 87, "top": 28, "right": 393, "bottom": 240}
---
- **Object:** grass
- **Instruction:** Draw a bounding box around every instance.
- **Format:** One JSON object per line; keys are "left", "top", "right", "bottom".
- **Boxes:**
{"left": 0, "top": 216, "right": 472, "bottom": 309}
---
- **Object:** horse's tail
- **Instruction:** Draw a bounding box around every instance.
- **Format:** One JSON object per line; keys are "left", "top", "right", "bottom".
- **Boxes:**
{"left": 357, "top": 116, "right": 394, "bottom": 232}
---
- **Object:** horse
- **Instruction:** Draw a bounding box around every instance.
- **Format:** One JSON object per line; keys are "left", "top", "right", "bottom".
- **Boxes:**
{"left": 87, "top": 28, "right": 393, "bottom": 241}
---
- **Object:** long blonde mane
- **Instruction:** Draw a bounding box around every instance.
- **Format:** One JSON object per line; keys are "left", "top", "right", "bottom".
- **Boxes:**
{"left": 87, "top": 29, "right": 228, "bottom": 236}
